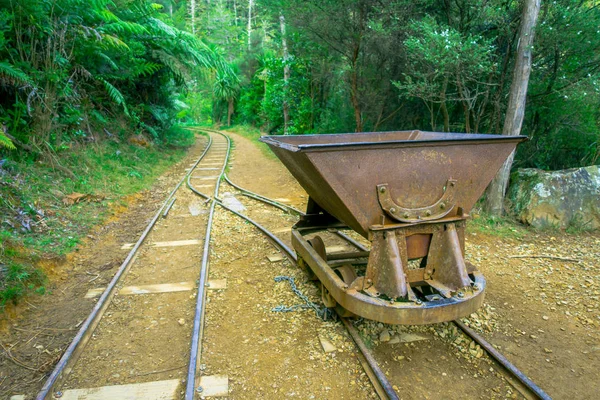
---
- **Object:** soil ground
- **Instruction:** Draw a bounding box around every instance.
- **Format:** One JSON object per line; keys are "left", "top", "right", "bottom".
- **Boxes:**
{"left": 1, "top": 130, "right": 598, "bottom": 400}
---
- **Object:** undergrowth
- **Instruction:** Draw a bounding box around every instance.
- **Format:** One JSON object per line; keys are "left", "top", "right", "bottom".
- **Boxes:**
{"left": 0, "top": 129, "right": 194, "bottom": 310}
{"left": 467, "top": 213, "right": 527, "bottom": 239}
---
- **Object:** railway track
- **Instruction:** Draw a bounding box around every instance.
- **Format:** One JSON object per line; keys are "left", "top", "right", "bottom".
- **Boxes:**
{"left": 36, "top": 127, "right": 550, "bottom": 400}
{"left": 37, "top": 130, "right": 230, "bottom": 399}
{"left": 197, "top": 128, "right": 551, "bottom": 400}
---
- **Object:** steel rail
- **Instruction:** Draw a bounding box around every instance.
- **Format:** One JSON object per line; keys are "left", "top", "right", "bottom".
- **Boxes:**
{"left": 211, "top": 194, "right": 398, "bottom": 400}
{"left": 184, "top": 130, "right": 231, "bottom": 400}
{"left": 162, "top": 197, "right": 177, "bottom": 218}
{"left": 37, "top": 132, "right": 213, "bottom": 400}
{"left": 215, "top": 156, "right": 551, "bottom": 400}
{"left": 454, "top": 320, "right": 551, "bottom": 400}
{"left": 223, "top": 173, "right": 303, "bottom": 215}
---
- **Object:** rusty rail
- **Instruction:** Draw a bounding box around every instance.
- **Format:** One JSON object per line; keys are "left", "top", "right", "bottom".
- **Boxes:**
{"left": 216, "top": 158, "right": 399, "bottom": 400}
{"left": 454, "top": 320, "right": 551, "bottom": 400}
{"left": 184, "top": 129, "right": 231, "bottom": 400}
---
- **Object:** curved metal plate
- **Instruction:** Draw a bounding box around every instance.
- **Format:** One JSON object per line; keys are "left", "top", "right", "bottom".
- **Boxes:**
{"left": 377, "top": 179, "right": 457, "bottom": 223}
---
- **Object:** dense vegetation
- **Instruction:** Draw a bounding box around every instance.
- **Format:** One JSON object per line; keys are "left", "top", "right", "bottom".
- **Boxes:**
{"left": 0, "top": 0, "right": 232, "bottom": 308}
{"left": 189, "top": 0, "right": 599, "bottom": 171}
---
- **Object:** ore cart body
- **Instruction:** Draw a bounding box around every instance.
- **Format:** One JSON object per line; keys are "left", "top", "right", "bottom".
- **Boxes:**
{"left": 261, "top": 130, "right": 525, "bottom": 325}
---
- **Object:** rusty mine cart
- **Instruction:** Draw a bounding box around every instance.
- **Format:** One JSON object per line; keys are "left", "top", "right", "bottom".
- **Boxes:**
{"left": 261, "top": 131, "right": 525, "bottom": 325}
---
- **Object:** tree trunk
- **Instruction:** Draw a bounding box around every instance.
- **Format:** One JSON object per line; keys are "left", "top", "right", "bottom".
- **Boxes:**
{"left": 280, "top": 14, "right": 291, "bottom": 134}
{"left": 247, "top": 0, "right": 253, "bottom": 50}
{"left": 484, "top": 0, "right": 541, "bottom": 216}
{"left": 349, "top": 40, "right": 362, "bottom": 132}
{"left": 190, "top": 0, "right": 196, "bottom": 34}
{"left": 440, "top": 77, "right": 450, "bottom": 132}
{"left": 227, "top": 98, "right": 233, "bottom": 126}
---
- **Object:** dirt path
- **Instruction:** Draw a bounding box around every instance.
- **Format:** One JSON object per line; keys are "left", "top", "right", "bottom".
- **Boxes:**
{"left": 466, "top": 230, "right": 600, "bottom": 399}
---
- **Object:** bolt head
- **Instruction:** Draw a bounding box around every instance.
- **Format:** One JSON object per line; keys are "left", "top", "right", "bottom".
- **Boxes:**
{"left": 366, "top": 278, "right": 372, "bottom": 284}
{"left": 379, "top": 186, "right": 386, "bottom": 193}
{"left": 473, "top": 284, "right": 480, "bottom": 291}
{"left": 425, "top": 210, "right": 432, "bottom": 216}
{"left": 440, "top": 202, "right": 446, "bottom": 209}
{"left": 197, "top": 386, "right": 204, "bottom": 393}
{"left": 457, "top": 291, "right": 464, "bottom": 298}
{"left": 416, "top": 299, "right": 423, "bottom": 305}
{"left": 389, "top": 207, "right": 396, "bottom": 213}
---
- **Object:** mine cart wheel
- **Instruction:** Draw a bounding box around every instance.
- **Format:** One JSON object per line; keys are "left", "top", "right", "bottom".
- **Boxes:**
{"left": 333, "top": 265, "right": 358, "bottom": 318}
{"left": 299, "top": 236, "right": 326, "bottom": 281}
{"left": 308, "top": 236, "right": 327, "bottom": 260}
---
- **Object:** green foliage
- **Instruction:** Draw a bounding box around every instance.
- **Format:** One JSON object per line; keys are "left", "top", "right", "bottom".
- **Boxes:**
{"left": 393, "top": 17, "right": 495, "bottom": 131}
{"left": 0, "top": 260, "right": 46, "bottom": 309}
{"left": 467, "top": 214, "right": 526, "bottom": 240}
{"left": 191, "top": 0, "right": 599, "bottom": 172}
{"left": 0, "top": 0, "right": 234, "bottom": 154}
{"left": 0, "top": 135, "right": 189, "bottom": 257}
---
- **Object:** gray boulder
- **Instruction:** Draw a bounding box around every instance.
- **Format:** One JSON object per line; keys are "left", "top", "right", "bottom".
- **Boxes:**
{"left": 507, "top": 166, "right": 600, "bottom": 230}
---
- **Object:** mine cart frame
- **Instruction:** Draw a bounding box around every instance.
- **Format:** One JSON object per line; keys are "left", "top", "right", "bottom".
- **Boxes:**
{"left": 291, "top": 199, "right": 486, "bottom": 325}
{"left": 261, "top": 130, "right": 526, "bottom": 325}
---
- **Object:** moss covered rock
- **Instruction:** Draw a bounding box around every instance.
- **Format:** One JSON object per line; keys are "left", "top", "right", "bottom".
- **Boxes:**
{"left": 508, "top": 166, "right": 600, "bottom": 230}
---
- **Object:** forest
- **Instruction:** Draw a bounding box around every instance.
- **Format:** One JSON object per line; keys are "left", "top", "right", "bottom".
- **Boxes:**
{"left": 0, "top": 0, "right": 599, "bottom": 305}
{"left": 1, "top": 0, "right": 599, "bottom": 170}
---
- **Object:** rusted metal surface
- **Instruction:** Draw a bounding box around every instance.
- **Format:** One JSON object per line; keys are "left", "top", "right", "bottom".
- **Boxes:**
{"left": 261, "top": 130, "right": 526, "bottom": 238}
{"left": 377, "top": 179, "right": 456, "bottom": 223}
{"left": 220, "top": 167, "right": 548, "bottom": 399}
{"left": 293, "top": 229, "right": 486, "bottom": 325}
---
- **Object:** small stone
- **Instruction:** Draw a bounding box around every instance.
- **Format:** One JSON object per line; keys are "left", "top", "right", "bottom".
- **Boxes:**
{"left": 542, "top": 315, "right": 549, "bottom": 321}
{"left": 319, "top": 337, "right": 337, "bottom": 353}
{"left": 544, "top": 348, "right": 553, "bottom": 353}
{"left": 530, "top": 335, "right": 537, "bottom": 339}
{"left": 178, "top": 318, "right": 186, "bottom": 326}
{"left": 379, "top": 330, "right": 391, "bottom": 343}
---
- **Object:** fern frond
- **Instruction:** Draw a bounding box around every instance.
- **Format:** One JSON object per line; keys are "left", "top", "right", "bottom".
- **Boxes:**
{"left": 95, "top": 9, "right": 119, "bottom": 23}
{"left": 0, "top": 132, "right": 16, "bottom": 150}
{"left": 146, "top": 17, "right": 177, "bottom": 38}
{"left": 95, "top": 51, "right": 118, "bottom": 70}
{"left": 132, "top": 61, "right": 162, "bottom": 77}
{"left": 101, "top": 21, "right": 148, "bottom": 36}
{"left": 100, "top": 33, "right": 130, "bottom": 50}
{"left": 100, "top": 78, "right": 129, "bottom": 116}
{"left": 0, "top": 62, "right": 33, "bottom": 86}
